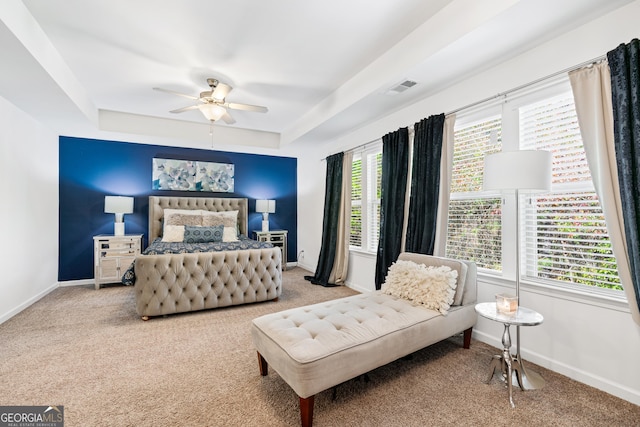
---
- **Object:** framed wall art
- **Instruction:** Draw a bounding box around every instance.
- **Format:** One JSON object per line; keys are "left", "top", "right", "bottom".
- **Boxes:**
{"left": 152, "top": 158, "right": 234, "bottom": 192}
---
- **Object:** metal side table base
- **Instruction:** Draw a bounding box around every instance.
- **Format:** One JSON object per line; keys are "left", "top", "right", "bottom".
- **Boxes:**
{"left": 476, "top": 303, "right": 545, "bottom": 408}
{"left": 485, "top": 323, "right": 517, "bottom": 408}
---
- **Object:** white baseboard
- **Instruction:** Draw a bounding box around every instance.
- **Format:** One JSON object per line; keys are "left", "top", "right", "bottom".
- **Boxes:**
{"left": 294, "top": 261, "right": 315, "bottom": 272}
{"left": 0, "top": 283, "right": 58, "bottom": 325}
{"left": 58, "top": 278, "right": 95, "bottom": 287}
{"left": 472, "top": 330, "right": 640, "bottom": 406}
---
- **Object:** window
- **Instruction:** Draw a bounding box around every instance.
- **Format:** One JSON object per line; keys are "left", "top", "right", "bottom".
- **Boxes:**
{"left": 446, "top": 81, "right": 621, "bottom": 292}
{"left": 350, "top": 145, "right": 382, "bottom": 252}
{"left": 519, "top": 92, "right": 620, "bottom": 290}
{"left": 350, "top": 157, "right": 363, "bottom": 247}
{"left": 446, "top": 115, "right": 502, "bottom": 270}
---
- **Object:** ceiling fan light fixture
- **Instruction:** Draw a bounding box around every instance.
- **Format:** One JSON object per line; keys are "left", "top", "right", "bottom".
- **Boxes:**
{"left": 199, "top": 104, "right": 226, "bottom": 121}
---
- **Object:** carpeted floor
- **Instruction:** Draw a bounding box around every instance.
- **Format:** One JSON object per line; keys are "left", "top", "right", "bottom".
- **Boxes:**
{"left": 1, "top": 267, "right": 638, "bottom": 426}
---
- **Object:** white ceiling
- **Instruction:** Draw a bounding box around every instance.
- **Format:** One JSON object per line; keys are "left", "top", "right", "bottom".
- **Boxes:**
{"left": 0, "top": 0, "right": 633, "bottom": 147}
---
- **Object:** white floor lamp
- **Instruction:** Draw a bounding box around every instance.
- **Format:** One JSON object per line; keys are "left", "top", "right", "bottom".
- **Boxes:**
{"left": 483, "top": 149, "right": 552, "bottom": 390}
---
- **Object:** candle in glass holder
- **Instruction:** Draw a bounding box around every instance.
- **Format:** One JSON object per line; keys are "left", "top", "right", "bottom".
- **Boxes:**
{"left": 495, "top": 293, "right": 518, "bottom": 314}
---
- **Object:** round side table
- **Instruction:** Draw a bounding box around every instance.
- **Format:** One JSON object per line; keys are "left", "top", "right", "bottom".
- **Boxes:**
{"left": 475, "top": 302, "right": 544, "bottom": 407}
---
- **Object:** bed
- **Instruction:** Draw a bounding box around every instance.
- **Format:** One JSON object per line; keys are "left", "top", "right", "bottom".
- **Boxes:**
{"left": 127, "top": 196, "right": 282, "bottom": 319}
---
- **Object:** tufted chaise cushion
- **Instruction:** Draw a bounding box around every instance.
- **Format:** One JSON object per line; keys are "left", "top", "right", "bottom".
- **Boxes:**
{"left": 135, "top": 248, "right": 281, "bottom": 317}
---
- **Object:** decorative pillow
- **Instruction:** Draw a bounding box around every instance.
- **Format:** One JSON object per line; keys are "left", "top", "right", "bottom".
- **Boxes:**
{"left": 162, "top": 225, "right": 185, "bottom": 242}
{"left": 222, "top": 226, "right": 239, "bottom": 242}
{"left": 382, "top": 260, "right": 458, "bottom": 315}
{"left": 201, "top": 210, "right": 239, "bottom": 242}
{"left": 163, "top": 209, "right": 202, "bottom": 226}
{"left": 397, "top": 253, "right": 468, "bottom": 306}
{"left": 183, "top": 225, "right": 224, "bottom": 243}
{"left": 201, "top": 210, "right": 238, "bottom": 227}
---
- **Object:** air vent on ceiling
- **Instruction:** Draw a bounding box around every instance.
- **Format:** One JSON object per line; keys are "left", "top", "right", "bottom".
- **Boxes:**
{"left": 385, "top": 79, "right": 418, "bottom": 95}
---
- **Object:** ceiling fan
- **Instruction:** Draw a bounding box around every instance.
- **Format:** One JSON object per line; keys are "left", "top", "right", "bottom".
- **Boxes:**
{"left": 153, "top": 78, "right": 268, "bottom": 124}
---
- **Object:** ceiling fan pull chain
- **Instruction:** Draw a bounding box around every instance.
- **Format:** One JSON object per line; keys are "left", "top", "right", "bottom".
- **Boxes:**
{"left": 210, "top": 121, "right": 214, "bottom": 149}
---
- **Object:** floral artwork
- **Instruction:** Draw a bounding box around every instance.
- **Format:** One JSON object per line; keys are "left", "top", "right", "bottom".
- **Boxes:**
{"left": 152, "top": 158, "right": 234, "bottom": 192}
{"left": 196, "top": 162, "right": 235, "bottom": 192}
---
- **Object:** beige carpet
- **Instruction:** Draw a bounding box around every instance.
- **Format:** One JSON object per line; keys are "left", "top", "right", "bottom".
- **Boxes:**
{"left": 1, "top": 267, "right": 638, "bottom": 426}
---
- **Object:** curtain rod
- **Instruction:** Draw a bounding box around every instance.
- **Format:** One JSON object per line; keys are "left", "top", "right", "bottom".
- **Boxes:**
{"left": 445, "top": 54, "right": 606, "bottom": 116}
{"left": 325, "top": 54, "right": 606, "bottom": 160}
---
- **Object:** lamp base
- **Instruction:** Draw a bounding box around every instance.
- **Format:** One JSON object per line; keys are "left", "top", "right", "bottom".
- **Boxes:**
{"left": 114, "top": 222, "right": 125, "bottom": 236}
{"left": 512, "top": 356, "right": 545, "bottom": 390}
{"left": 261, "top": 220, "right": 269, "bottom": 232}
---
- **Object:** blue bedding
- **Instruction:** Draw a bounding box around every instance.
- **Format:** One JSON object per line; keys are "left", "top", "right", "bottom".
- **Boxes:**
{"left": 121, "top": 235, "right": 273, "bottom": 285}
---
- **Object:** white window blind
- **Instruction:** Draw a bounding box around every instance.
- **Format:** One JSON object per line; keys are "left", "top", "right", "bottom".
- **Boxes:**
{"left": 519, "top": 92, "right": 621, "bottom": 290}
{"left": 366, "top": 151, "right": 382, "bottom": 252}
{"left": 350, "top": 155, "right": 362, "bottom": 247}
{"left": 447, "top": 196, "right": 502, "bottom": 270}
{"left": 349, "top": 146, "right": 382, "bottom": 253}
{"left": 446, "top": 115, "right": 502, "bottom": 270}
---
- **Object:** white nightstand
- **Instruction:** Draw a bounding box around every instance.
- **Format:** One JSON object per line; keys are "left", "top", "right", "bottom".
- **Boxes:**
{"left": 254, "top": 230, "right": 287, "bottom": 270}
{"left": 93, "top": 234, "right": 142, "bottom": 289}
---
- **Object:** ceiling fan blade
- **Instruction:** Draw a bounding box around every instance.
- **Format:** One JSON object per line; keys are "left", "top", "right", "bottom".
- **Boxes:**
{"left": 226, "top": 102, "right": 268, "bottom": 113}
{"left": 221, "top": 111, "right": 236, "bottom": 124}
{"left": 212, "top": 83, "right": 232, "bottom": 101}
{"left": 170, "top": 105, "right": 199, "bottom": 114}
{"left": 153, "top": 87, "right": 199, "bottom": 100}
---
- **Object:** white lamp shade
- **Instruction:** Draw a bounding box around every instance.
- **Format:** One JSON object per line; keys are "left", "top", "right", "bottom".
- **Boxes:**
{"left": 483, "top": 150, "right": 552, "bottom": 192}
{"left": 255, "top": 199, "right": 276, "bottom": 213}
{"left": 199, "top": 104, "right": 226, "bottom": 121}
{"left": 104, "top": 196, "right": 134, "bottom": 214}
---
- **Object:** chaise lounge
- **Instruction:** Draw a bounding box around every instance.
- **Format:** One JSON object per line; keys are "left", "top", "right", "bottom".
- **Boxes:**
{"left": 251, "top": 252, "right": 478, "bottom": 427}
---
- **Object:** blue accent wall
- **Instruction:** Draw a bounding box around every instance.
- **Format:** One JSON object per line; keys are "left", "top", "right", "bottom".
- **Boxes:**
{"left": 59, "top": 136, "right": 297, "bottom": 281}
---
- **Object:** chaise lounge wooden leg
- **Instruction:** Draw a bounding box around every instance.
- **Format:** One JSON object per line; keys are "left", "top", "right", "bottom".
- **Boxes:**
{"left": 300, "top": 395, "right": 314, "bottom": 427}
{"left": 463, "top": 327, "right": 473, "bottom": 349}
{"left": 257, "top": 351, "right": 269, "bottom": 376}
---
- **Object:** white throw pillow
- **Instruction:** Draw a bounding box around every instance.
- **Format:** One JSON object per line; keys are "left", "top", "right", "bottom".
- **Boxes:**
{"left": 222, "top": 226, "right": 239, "bottom": 242}
{"left": 382, "top": 260, "right": 458, "bottom": 315}
{"left": 162, "top": 225, "right": 185, "bottom": 242}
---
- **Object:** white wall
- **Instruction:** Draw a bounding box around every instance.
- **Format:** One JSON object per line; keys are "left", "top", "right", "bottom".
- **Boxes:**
{"left": 293, "top": 1, "right": 640, "bottom": 405}
{"left": 0, "top": 95, "right": 58, "bottom": 323}
{"left": 294, "top": 140, "right": 327, "bottom": 271}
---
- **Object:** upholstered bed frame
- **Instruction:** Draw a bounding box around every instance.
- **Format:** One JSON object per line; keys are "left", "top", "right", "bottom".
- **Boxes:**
{"left": 133, "top": 196, "right": 282, "bottom": 319}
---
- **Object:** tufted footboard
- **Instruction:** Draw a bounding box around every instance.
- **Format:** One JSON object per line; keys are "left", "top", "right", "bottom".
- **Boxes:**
{"left": 134, "top": 247, "right": 282, "bottom": 318}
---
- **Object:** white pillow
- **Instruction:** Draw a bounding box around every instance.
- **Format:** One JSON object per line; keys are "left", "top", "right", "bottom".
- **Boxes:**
{"left": 222, "top": 226, "right": 239, "bottom": 242}
{"left": 382, "top": 260, "right": 458, "bottom": 315}
{"left": 162, "top": 225, "right": 185, "bottom": 242}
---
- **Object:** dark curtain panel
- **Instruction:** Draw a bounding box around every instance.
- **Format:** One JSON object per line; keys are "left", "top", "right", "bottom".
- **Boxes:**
{"left": 607, "top": 39, "right": 640, "bottom": 313}
{"left": 405, "top": 113, "right": 445, "bottom": 255}
{"left": 305, "top": 152, "right": 343, "bottom": 287}
{"left": 374, "top": 128, "right": 410, "bottom": 289}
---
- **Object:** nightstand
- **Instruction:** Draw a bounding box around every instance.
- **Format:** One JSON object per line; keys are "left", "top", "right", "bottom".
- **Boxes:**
{"left": 254, "top": 230, "right": 287, "bottom": 270}
{"left": 93, "top": 234, "right": 142, "bottom": 289}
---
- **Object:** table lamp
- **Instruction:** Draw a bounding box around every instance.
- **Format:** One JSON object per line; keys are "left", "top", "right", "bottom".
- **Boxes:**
{"left": 256, "top": 199, "right": 275, "bottom": 232}
{"left": 105, "top": 196, "right": 134, "bottom": 236}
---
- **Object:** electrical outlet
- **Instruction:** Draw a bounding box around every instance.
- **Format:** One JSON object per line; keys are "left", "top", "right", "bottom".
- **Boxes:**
{"left": 297, "top": 250, "right": 304, "bottom": 261}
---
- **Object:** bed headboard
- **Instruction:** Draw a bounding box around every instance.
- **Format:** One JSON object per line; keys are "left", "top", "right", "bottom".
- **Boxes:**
{"left": 148, "top": 196, "right": 249, "bottom": 242}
